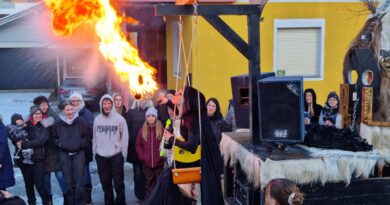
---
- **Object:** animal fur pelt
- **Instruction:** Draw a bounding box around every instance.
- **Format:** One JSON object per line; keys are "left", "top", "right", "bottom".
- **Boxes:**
{"left": 220, "top": 133, "right": 262, "bottom": 188}
{"left": 360, "top": 123, "right": 390, "bottom": 162}
{"left": 221, "top": 133, "right": 384, "bottom": 189}
{"left": 304, "top": 125, "right": 373, "bottom": 152}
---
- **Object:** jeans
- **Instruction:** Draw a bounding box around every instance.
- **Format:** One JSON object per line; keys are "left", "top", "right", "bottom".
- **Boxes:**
{"left": 61, "top": 151, "right": 86, "bottom": 205}
{"left": 96, "top": 153, "right": 126, "bottom": 205}
{"left": 83, "top": 162, "right": 92, "bottom": 185}
{"left": 132, "top": 162, "right": 146, "bottom": 200}
{"left": 44, "top": 171, "right": 67, "bottom": 195}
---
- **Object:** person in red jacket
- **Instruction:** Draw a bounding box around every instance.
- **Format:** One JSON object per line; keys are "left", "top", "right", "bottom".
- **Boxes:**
{"left": 135, "top": 107, "right": 164, "bottom": 199}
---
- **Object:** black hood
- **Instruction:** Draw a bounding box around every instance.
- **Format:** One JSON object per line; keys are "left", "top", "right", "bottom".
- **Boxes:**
{"left": 181, "top": 86, "right": 206, "bottom": 117}
{"left": 304, "top": 88, "right": 318, "bottom": 108}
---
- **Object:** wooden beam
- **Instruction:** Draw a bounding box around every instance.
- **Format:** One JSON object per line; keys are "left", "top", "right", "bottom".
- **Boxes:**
{"left": 154, "top": 4, "right": 261, "bottom": 16}
{"left": 248, "top": 13, "right": 261, "bottom": 144}
{"left": 340, "top": 84, "right": 350, "bottom": 129}
{"left": 203, "top": 15, "right": 249, "bottom": 59}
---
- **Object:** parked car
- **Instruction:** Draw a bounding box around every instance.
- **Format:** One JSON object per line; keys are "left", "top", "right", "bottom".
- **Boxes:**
{"left": 58, "top": 77, "right": 107, "bottom": 109}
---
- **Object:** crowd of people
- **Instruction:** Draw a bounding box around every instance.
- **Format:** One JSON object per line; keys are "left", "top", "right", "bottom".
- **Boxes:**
{"left": 0, "top": 86, "right": 238, "bottom": 205}
{"left": 0, "top": 85, "right": 323, "bottom": 205}
{"left": 304, "top": 88, "right": 341, "bottom": 128}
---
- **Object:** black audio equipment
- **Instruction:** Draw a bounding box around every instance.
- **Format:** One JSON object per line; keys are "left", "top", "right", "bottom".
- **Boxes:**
{"left": 231, "top": 73, "right": 275, "bottom": 128}
{"left": 257, "top": 76, "right": 304, "bottom": 143}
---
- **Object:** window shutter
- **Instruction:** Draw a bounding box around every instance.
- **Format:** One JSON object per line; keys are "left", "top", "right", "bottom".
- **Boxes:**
{"left": 277, "top": 28, "right": 320, "bottom": 77}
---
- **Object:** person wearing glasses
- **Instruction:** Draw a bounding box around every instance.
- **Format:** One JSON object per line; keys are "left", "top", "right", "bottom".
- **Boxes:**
{"left": 16, "top": 106, "right": 50, "bottom": 205}
{"left": 33, "top": 96, "right": 66, "bottom": 205}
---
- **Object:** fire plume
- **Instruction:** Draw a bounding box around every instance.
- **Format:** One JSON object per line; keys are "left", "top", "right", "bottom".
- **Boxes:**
{"left": 45, "top": 0, "right": 158, "bottom": 96}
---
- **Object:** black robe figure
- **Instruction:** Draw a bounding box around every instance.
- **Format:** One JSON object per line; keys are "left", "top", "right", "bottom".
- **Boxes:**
{"left": 143, "top": 86, "right": 224, "bottom": 205}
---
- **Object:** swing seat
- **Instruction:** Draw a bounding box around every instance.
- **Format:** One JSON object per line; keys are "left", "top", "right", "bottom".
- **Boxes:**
{"left": 172, "top": 167, "right": 201, "bottom": 184}
{"left": 175, "top": 0, "right": 195, "bottom": 5}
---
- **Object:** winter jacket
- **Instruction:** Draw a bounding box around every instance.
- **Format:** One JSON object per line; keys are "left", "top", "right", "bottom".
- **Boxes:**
{"left": 78, "top": 107, "right": 94, "bottom": 162}
{"left": 22, "top": 121, "right": 49, "bottom": 162}
{"left": 6, "top": 124, "right": 28, "bottom": 164}
{"left": 0, "top": 121, "right": 15, "bottom": 189}
{"left": 135, "top": 126, "right": 164, "bottom": 169}
{"left": 42, "top": 110, "right": 61, "bottom": 172}
{"left": 93, "top": 94, "right": 129, "bottom": 159}
{"left": 126, "top": 107, "right": 149, "bottom": 163}
{"left": 117, "top": 105, "right": 127, "bottom": 119}
{"left": 53, "top": 115, "right": 91, "bottom": 153}
{"left": 209, "top": 116, "right": 232, "bottom": 144}
{"left": 156, "top": 104, "right": 170, "bottom": 127}
{"left": 319, "top": 103, "right": 342, "bottom": 128}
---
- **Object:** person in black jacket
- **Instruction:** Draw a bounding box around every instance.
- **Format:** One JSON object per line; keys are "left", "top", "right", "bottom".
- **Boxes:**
{"left": 33, "top": 96, "right": 66, "bottom": 205}
{"left": 69, "top": 93, "right": 94, "bottom": 204}
{"left": 303, "top": 89, "right": 323, "bottom": 125}
{"left": 53, "top": 102, "right": 91, "bottom": 205}
{"left": 16, "top": 106, "right": 50, "bottom": 205}
{"left": 206, "top": 98, "right": 232, "bottom": 143}
{"left": 126, "top": 98, "right": 153, "bottom": 201}
{"left": 206, "top": 97, "right": 232, "bottom": 174}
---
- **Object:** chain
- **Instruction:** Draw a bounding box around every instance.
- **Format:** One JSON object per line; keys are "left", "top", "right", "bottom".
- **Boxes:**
{"left": 351, "top": 96, "right": 359, "bottom": 132}
{"left": 193, "top": 1, "right": 198, "bottom": 24}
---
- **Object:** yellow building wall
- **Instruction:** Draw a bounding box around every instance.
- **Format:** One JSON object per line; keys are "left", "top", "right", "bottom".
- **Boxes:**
{"left": 166, "top": 2, "right": 368, "bottom": 113}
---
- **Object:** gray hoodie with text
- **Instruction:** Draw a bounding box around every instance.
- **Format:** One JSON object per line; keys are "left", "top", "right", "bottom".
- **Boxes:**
{"left": 93, "top": 94, "right": 129, "bottom": 159}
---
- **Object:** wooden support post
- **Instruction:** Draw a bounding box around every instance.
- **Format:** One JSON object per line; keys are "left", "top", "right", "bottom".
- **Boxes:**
{"left": 340, "top": 84, "right": 350, "bottom": 128}
{"left": 361, "top": 87, "right": 373, "bottom": 123}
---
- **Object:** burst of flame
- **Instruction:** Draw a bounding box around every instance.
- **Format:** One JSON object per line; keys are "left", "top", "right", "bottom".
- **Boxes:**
{"left": 45, "top": 0, "right": 158, "bottom": 96}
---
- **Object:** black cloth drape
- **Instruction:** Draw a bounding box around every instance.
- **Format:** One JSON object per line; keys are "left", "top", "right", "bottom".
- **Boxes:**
{"left": 143, "top": 86, "right": 224, "bottom": 205}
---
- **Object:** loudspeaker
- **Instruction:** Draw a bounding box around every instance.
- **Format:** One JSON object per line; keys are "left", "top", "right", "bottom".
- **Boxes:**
{"left": 231, "top": 73, "right": 275, "bottom": 128}
{"left": 257, "top": 76, "right": 304, "bottom": 143}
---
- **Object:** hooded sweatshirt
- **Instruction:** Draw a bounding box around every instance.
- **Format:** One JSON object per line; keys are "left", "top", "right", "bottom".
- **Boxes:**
{"left": 93, "top": 94, "right": 129, "bottom": 159}
{"left": 53, "top": 112, "right": 90, "bottom": 153}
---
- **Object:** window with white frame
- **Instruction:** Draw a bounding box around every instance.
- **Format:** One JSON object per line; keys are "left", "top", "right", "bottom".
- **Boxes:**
{"left": 172, "top": 21, "right": 182, "bottom": 78}
{"left": 274, "top": 19, "right": 325, "bottom": 80}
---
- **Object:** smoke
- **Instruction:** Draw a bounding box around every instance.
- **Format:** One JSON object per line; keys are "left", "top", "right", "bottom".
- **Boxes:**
{"left": 30, "top": 5, "right": 109, "bottom": 87}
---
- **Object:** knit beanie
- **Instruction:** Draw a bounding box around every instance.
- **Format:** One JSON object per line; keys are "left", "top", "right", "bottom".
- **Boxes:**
{"left": 11, "top": 113, "right": 23, "bottom": 125}
{"left": 30, "top": 105, "right": 41, "bottom": 116}
{"left": 145, "top": 107, "right": 158, "bottom": 118}
{"left": 69, "top": 93, "right": 83, "bottom": 102}
{"left": 327, "top": 92, "right": 339, "bottom": 102}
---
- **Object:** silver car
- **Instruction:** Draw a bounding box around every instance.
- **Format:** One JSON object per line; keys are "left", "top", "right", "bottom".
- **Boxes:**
{"left": 58, "top": 77, "right": 106, "bottom": 106}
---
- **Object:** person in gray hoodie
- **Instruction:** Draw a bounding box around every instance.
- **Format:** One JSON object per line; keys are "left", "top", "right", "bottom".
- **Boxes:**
{"left": 93, "top": 94, "right": 129, "bottom": 205}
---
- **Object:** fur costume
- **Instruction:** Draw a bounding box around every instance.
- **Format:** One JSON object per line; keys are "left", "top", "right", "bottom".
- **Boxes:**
{"left": 304, "top": 125, "right": 373, "bottom": 152}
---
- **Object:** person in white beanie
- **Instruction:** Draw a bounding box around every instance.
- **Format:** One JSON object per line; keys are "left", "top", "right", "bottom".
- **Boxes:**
{"left": 69, "top": 93, "right": 95, "bottom": 204}
{"left": 135, "top": 107, "right": 164, "bottom": 198}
